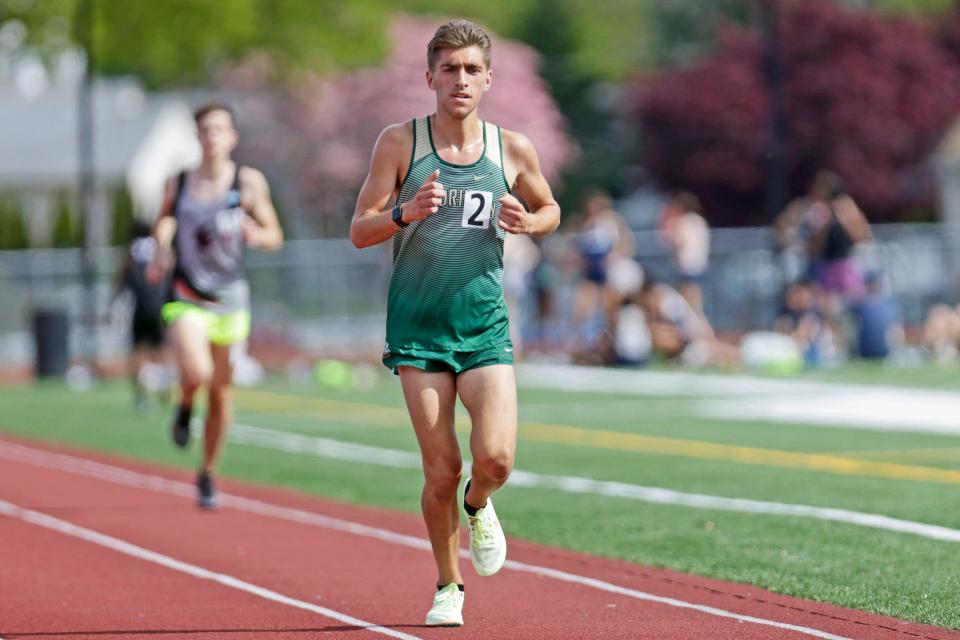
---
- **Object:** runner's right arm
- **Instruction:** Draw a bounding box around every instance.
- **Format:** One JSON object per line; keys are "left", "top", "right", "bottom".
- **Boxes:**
{"left": 351, "top": 123, "right": 445, "bottom": 248}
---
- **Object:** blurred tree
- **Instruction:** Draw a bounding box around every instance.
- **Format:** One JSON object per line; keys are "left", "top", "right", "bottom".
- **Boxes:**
{"left": 1, "top": 0, "right": 654, "bottom": 87}
{"left": 109, "top": 185, "right": 134, "bottom": 246}
{"left": 514, "top": 0, "right": 631, "bottom": 213}
{"left": 52, "top": 192, "right": 81, "bottom": 248}
{"left": 649, "top": 0, "right": 752, "bottom": 68}
{"left": 1, "top": 0, "right": 389, "bottom": 87}
{"left": 636, "top": 0, "right": 960, "bottom": 226}
{"left": 0, "top": 196, "right": 28, "bottom": 250}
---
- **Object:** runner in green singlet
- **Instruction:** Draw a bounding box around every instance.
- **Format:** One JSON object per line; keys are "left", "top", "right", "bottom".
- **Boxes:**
{"left": 351, "top": 20, "right": 561, "bottom": 627}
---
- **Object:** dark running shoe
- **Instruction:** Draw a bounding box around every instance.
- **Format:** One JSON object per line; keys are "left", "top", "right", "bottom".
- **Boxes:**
{"left": 196, "top": 471, "right": 218, "bottom": 510}
{"left": 171, "top": 404, "right": 192, "bottom": 448}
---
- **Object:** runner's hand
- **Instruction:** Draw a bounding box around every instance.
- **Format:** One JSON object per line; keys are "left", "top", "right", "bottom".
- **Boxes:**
{"left": 400, "top": 169, "right": 444, "bottom": 223}
{"left": 498, "top": 193, "right": 531, "bottom": 234}
{"left": 145, "top": 247, "right": 173, "bottom": 284}
{"left": 242, "top": 218, "right": 268, "bottom": 248}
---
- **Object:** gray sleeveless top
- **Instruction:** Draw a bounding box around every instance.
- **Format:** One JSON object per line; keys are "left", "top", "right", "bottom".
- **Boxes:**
{"left": 172, "top": 167, "right": 250, "bottom": 313}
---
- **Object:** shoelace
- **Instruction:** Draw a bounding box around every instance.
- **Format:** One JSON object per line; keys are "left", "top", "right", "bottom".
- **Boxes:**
{"left": 469, "top": 512, "right": 494, "bottom": 546}
{"left": 435, "top": 586, "right": 460, "bottom": 605}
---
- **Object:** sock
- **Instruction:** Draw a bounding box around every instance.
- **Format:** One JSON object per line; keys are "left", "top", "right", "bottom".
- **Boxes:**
{"left": 437, "top": 583, "right": 465, "bottom": 592}
{"left": 463, "top": 479, "right": 486, "bottom": 516}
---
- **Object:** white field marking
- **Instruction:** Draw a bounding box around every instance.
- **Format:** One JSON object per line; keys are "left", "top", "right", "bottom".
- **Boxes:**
{"left": 0, "top": 442, "right": 854, "bottom": 640}
{"left": 226, "top": 424, "right": 960, "bottom": 542}
{"left": 0, "top": 499, "right": 422, "bottom": 640}
{"left": 9, "top": 427, "right": 960, "bottom": 544}
{"left": 518, "top": 363, "right": 960, "bottom": 435}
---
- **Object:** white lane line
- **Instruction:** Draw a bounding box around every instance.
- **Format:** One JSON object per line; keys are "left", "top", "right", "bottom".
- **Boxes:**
{"left": 507, "top": 470, "right": 960, "bottom": 543}
{"left": 229, "top": 423, "right": 960, "bottom": 543}
{"left": 0, "top": 498, "right": 422, "bottom": 640}
{"left": 503, "top": 561, "right": 851, "bottom": 640}
{"left": 0, "top": 441, "right": 854, "bottom": 640}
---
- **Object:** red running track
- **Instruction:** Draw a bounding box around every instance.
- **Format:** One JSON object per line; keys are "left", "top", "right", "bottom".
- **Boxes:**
{"left": 0, "top": 434, "right": 958, "bottom": 640}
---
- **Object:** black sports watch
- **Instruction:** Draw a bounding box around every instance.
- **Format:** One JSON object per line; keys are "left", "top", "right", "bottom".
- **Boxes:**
{"left": 391, "top": 204, "right": 408, "bottom": 228}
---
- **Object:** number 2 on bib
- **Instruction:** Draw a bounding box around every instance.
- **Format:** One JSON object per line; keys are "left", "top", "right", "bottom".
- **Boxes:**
{"left": 461, "top": 190, "right": 493, "bottom": 229}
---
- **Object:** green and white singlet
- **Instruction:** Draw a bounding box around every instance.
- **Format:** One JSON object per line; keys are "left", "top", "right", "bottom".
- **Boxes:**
{"left": 385, "top": 116, "right": 512, "bottom": 361}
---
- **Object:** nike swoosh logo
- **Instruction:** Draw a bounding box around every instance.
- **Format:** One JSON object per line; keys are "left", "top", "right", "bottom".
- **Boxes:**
{"left": 473, "top": 175, "right": 487, "bottom": 181}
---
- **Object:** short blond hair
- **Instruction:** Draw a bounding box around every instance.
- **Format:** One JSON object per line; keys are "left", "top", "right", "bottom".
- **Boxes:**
{"left": 427, "top": 19, "right": 492, "bottom": 70}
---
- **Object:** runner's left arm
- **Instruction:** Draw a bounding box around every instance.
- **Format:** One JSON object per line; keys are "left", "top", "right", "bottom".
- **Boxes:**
{"left": 498, "top": 130, "right": 560, "bottom": 237}
{"left": 241, "top": 167, "right": 284, "bottom": 250}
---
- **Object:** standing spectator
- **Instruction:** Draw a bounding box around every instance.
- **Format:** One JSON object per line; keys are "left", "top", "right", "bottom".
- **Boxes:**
{"left": 774, "top": 170, "right": 872, "bottom": 299}
{"left": 775, "top": 171, "right": 835, "bottom": 281}
{"left": 569, "top": 190, "right": 634, "bottom": 356}
{"left": 658, "top": 191, "right": 710, "bottom": 318}
{"left": 113, "top": 220, "right": 172, "bottom": 412}
{"left": 808, "top": 177, "right": 872, "bottom": 304}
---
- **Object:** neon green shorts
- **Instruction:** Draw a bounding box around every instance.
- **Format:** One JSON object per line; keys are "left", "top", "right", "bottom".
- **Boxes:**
{"left": 382, "top": 343, "right": 514, "bottom": 375}
{"left": 161, "top": 301, "right": 251, "bottom": 346}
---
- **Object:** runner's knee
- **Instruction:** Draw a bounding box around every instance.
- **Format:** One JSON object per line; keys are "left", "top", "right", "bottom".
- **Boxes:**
{"left": 423, "top": 457, "right": 463, "bottom": 496}
{"left": 472, "top": 449, "right": 513, "bottom": 484}
{"left": 180, "top": 363, "right": 212, "bottom": 394}
{"left": 207, "top": 383, "right": 230, "bottom": 407}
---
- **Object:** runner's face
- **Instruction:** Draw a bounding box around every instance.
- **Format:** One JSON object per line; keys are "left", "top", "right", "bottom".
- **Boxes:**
{"left": 427, "top": 46, "right": 491, "bottom": 119}
{"left": 197, "top": 110, "right": 238, "bottom": 161}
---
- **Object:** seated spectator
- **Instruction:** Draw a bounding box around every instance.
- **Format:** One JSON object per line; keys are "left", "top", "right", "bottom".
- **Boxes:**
{"left": 774, "top": 279, "right": 833, "bottom": 368}
{"left": 638, "top": 279, "right": 739, "bottom": 368}
{"left": 922, "top": 301, "right": 960, "bottom": 364}
{"left": 849, "top": 271, "right": 902, "bottom": 360}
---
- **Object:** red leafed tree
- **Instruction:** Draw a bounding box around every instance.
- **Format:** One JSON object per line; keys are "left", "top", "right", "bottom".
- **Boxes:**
{"left": 221, "top": 16, "right": 575, "bottom": 237}
{"left": 635, "top": 0, "right": 960, "bottom": 226}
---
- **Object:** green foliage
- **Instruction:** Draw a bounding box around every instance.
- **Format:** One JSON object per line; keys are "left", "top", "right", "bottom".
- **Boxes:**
{"left": 649, "top": 0, "right": 751, "bottom": 67}
{"left": 109, "top": 185, "right": 134, "bottom": 246}
{"left": 0, "top": 194, "right": 29, "bottom": 250}
{"left": 2, "top": 0, "right": 656, "bottom": 88}
{"left": 515, "top": 0, "right": 630, "bottom": 211}
{"left": 1, "top": 0, "right": 391, "bottom": 88}
{"left": 51, "top": 192, "right": 80, "bottom": 248}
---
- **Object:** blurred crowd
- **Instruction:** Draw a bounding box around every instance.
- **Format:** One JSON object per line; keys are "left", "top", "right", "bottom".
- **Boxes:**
{"left": 115, "top": 168, "right": 960, "bottom": 391}
{"left": 503, "top": 170, "right": 960, "bottom": 373}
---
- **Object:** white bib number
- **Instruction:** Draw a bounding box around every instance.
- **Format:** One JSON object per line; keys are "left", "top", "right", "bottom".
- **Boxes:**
{"left": 461, "top": 190, "right": 492, "bottom": 229}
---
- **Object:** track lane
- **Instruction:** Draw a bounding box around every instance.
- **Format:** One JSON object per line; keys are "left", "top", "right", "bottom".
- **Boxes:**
{"left": 1, "top": 434, "right": 958, "bottom": 640}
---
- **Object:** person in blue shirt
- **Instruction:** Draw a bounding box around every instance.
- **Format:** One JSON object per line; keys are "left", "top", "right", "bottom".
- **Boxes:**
{"left": 850, "top": 271, "right": 902, "bottom": 360}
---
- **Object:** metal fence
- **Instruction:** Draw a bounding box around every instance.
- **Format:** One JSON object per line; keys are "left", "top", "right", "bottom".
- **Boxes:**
{"left": 0, "top": 223, "right": 951, "bottom": 367}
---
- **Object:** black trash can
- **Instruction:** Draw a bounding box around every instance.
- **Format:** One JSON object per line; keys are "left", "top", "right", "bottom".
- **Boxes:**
{"left": 33, "top": 309, "right": 69, "bottom": 378}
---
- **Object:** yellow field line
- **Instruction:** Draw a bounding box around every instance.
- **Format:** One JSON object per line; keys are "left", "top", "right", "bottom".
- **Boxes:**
{"left": 235, "top": 389, "right": 960, "bottom": 485}
{"left": 518, "top": 422, "right": 960, "bottom": 484}
{"left": 833, "top": 448, "right": 960, "bottom": 463}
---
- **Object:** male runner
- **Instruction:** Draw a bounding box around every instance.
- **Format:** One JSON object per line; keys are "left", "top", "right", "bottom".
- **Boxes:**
{"left": 150, "top": 102, "right": 283, "bottom": 509}
{"left": 351, "top": 20, "right": 560, "bottom": 626}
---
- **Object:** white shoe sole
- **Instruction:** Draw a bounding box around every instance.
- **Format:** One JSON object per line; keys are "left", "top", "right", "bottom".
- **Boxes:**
{"left": 425, "top": 619, "right": 463, "bottom": 627}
